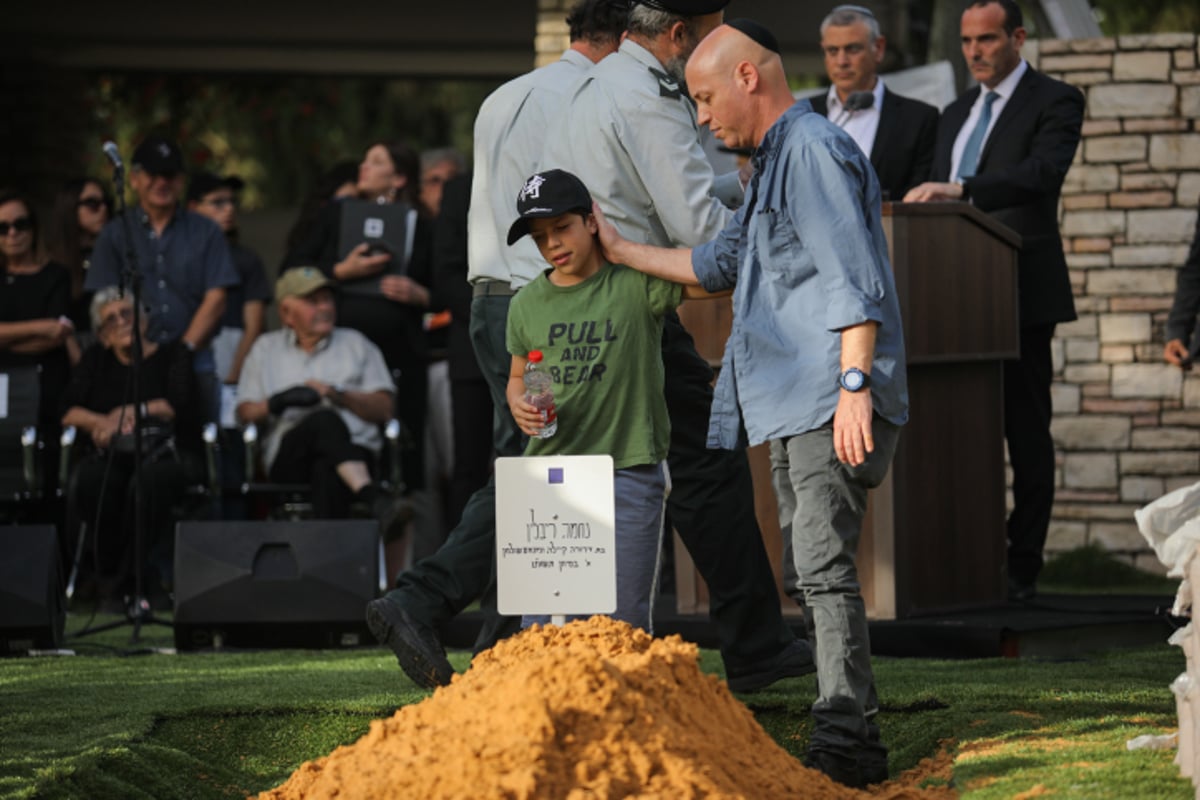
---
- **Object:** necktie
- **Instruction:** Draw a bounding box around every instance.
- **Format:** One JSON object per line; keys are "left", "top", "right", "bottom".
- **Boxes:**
{"left": 956, "top": 91, "right": 999, "bottom": 180}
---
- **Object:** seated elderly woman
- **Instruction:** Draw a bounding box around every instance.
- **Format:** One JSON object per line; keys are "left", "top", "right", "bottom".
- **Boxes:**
{"left": 61, "top": 286, "right": 203, "bottom": 610}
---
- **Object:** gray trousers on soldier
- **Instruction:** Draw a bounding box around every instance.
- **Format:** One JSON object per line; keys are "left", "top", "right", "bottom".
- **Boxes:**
{"left": 771, "top": 416, "right": 900, "bottom": 754}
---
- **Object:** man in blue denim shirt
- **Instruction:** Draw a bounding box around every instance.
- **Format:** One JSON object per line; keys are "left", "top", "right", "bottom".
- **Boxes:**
{"left": 596, "top": 19, "right": 907, "bottom": 790}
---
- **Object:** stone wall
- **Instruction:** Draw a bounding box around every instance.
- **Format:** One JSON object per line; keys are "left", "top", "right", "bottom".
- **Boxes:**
{"left": 1029, "top": 33, "right": 1200, "bottom": 573}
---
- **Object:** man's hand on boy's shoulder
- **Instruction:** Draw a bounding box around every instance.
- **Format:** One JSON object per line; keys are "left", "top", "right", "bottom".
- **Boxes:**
{"left": 592, "top": 202, "right": 624, "bottom": 265}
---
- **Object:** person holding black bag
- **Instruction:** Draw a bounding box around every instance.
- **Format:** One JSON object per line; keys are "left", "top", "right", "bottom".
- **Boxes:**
{"left": 61, "top": 286, "right": 203, "bottom": 610}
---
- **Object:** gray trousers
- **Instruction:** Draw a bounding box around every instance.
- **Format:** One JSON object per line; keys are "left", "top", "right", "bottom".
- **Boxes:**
{"left": 770, "top": 416, "right": 900, "bottom": 754}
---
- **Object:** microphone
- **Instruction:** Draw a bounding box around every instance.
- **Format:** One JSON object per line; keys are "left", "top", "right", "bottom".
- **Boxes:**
{"left": 102, "top": 141, "right": 124, "bottom": 172}
{"left": 834, "top": 91, "right": 875, "bottom": 126}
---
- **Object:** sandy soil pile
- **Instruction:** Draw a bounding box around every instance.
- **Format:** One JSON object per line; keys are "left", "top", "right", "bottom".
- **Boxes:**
{"left": 256, "top": 617, "right": 954, "bottom": 799}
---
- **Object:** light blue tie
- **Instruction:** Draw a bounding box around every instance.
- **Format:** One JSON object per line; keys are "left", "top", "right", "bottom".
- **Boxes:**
{"left": 956, "top": 90, "right": 999, "bottom": 180}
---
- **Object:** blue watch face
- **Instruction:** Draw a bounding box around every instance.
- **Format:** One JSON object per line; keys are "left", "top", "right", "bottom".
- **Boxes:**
{"left": 841, "top": 369, "right": 865, "bottom": 391}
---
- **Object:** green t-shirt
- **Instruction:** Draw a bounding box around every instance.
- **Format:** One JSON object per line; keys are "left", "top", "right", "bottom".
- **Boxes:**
{"left": 507, "top": 263, "right": 683, "bottom": 468}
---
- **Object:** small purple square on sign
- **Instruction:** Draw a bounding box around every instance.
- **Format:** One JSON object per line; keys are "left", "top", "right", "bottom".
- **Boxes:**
{"left": 548, "top": 467, "right": 564, "bottom": 484}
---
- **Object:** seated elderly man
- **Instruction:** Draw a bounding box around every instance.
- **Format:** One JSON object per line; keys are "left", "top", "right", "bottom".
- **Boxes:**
{"left": 237, "top": 267, "right": 402, "bottom": 527}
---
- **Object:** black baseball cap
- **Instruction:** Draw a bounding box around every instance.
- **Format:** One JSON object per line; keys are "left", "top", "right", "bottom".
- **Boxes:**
{"left": 186, "top": 171, "right": 246, "bottom": 203}
{"left": 131, "top": 135, "right": 184, "bottom": 176}
{"left": 506, "top": 169, "right": 594, "bottom": 246}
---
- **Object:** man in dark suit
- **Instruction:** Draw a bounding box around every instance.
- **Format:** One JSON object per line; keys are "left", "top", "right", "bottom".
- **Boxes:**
{"left": 808, "top": 4, "right": 938, "bottom": 201}
{"left": 906, "top": 0, "right": 1084, "bottom": 601}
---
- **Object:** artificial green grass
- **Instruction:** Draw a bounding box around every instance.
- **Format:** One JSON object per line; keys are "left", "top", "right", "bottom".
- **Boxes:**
{"left": 0, "top": 613, "right": 1191, "bottom": 799}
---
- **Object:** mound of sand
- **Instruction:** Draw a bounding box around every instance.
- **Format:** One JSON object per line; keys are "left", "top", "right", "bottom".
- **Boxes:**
{"left": 256, "top": 617, "right": 953, "bottom": 799}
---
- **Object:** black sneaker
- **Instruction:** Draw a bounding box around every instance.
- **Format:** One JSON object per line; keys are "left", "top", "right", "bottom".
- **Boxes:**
{"left": 805, "top": 748, "right": 865, "bottom": 789}
{"left": 725, "top": 638, "right": 816, "bottom": 693}
{"left": 365, "top": 597, "right": 455, "bottom": 689}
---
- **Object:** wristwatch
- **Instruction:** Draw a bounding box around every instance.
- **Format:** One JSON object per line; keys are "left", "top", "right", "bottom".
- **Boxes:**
{"left": 838, "top": 367, "right": 870, "bottom": 392}
{"left": 330, "top": 384, "right": 346, "bottom": 406}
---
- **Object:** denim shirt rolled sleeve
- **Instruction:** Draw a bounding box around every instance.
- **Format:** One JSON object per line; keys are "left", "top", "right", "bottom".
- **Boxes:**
{"left": 694, "top": 101, "right": 908, "bottom": 450}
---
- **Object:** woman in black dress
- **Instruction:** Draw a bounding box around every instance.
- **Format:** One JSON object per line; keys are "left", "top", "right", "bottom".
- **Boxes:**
{"left": 283, "top": 141, "right": 433, "bottom": 494}
{"left": 61, "top": 287, "right": 202, "bottom": 607}
{"left": 46, "top": 177, "right": 112, "bottom": 360}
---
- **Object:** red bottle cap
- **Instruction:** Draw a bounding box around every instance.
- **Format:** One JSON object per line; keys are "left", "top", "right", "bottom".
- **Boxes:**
{"left": 528, "top": 350, "right": 544, "bottom": 363}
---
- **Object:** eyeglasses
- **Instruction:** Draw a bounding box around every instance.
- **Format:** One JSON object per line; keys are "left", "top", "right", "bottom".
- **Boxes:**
{"left": 77, "top": 197, "right": 107, "bottom": 212}
{"left": 100, "top": 306, "right": 134, "bottom": 330}
{"left": 202, "top": 197, "right": 237, "bottom": 209}
{"left": 0, "top": 217, "right": 32, "bottom": 236}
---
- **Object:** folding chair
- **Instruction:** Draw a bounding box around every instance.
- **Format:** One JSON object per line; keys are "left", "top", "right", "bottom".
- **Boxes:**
{"left": 0, "top": 364, "right": 47, "bottom": 522}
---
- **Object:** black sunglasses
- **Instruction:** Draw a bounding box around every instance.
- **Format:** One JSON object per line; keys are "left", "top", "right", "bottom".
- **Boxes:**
{"left": 77, "top": 197, "right": 107, "bottom": 212}
{"left": 0, "top": 217, "right": 33, "bottom": 236}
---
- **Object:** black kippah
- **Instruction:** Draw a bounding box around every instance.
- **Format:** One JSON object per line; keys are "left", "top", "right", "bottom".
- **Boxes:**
{"left": 726, "top": 18, "right": 780, "bottom": 55}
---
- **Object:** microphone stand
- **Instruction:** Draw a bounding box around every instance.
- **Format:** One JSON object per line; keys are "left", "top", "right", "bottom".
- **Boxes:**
{"left": 73, "top": 158, "right": 171, "bottom": 644}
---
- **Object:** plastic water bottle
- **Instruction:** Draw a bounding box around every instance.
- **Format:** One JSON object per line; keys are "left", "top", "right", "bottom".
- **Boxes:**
{"left": 523, "top": 350, "right": 557, "bottom": 439}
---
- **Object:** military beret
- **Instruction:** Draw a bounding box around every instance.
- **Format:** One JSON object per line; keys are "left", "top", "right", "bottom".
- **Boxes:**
{"left": 631, "top": 0, "right": 731, "bottom": 15}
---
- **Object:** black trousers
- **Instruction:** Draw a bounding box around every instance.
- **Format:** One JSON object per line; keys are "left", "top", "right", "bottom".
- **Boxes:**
{"left": 447, "top": 375, "right": 494, "bottom": 534}
{"left": 1004, "top": 324, "right": 1057, "bottom": 586}
{"left": 389, "top": 302, "right": 793, "bottom": 669}
{"left": 269, "top": 410, "right": 372, "bottom": 519}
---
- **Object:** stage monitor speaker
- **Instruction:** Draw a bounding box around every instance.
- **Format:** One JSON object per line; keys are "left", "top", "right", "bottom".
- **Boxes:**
{"left": 173, "top": 519, "right": 378, "bottom": 651}
{"left": 0, "top": 525, "right": 64, "bottom": 654}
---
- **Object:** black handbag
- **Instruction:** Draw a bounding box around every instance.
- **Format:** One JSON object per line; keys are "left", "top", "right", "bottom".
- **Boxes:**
{"left": 110, "top": 421, "right": 177, "bottom": 463}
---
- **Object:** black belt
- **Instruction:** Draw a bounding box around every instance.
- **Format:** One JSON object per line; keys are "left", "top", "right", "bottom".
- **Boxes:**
{"left": 472, "top": 280, "right": 518, "bottom": 298}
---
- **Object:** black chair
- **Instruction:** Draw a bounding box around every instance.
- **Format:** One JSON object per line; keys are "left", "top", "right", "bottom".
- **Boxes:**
{"left": 0, "top": 365, "right": 49, "bottom": 523}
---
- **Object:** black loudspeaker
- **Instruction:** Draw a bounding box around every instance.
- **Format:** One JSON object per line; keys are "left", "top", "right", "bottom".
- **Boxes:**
{"left": 0, "top": 525, "right": 64, "bottom": 654}
{"left": 173, "top": 520, "right": 379, "bottom": 651}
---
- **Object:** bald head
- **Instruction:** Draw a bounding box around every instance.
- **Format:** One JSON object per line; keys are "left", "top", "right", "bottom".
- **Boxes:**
{"left": 685, "top": 23, "right": 795, "bottom": 149}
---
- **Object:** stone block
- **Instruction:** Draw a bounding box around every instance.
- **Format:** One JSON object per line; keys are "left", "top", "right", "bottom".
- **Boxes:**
{"left": 1063, "top": 210, "right": 1125, "bottom": 237}
{"left": 1064, "top": 70, "right": 1117, "bottom": 86}
{"left": 1180, "top": 173, "right": 1200, "bottom": 208}
{"left": 1064, "top": 453, "right": 1119, "bottom": 489}
{"left": 1072, "top": 237, "right": 1113, "bottom": 253}
{"left": 1165, "top": 475, "right": 1200, "bottom": 493}
{"left": 1173, "top": 70, "right": 1200, "bottom": 84}
{"left": 1052, "top": 382, "right": 1081, "bottom": 414}
{"left": 1111, "top": 244, "right": 1189, "bottom": 267}
{"left": 1081, "top": 397, "right": 1160, "bottom": 414}
{"left": 1042, "top": 54, "right": 1113, "bottom": 71}
{"left": 1064, "top": 363, "right": 1111, "bottom": 383}
{"left": 1118, "top": 34, "right": 1197, "bottom": 50}
{"left": 1063, "top": 193, "right": 1109, "bottom": 210}
{"left": 1127, "top": 209, "right": 1199, "bottom": 244}
{"left": 1132, "top": 427, "right": 1200, "bottom": 449}
{"left": 1039, "top": 39, "right": 1071, "bottom": 55}
{"left": 1081, "top": 120, "right": 1123, "bottom": 136}
{"left": 1109, "top": 190, "right": 1175, "bottom": 208}
{"left": 1063, "top": 164, "right": 1120, "bottom": 193}
{"left": 1051, "top": 415, "right": 1131, "bottom": 449}
{"left": 1112, "top": 362, "right": 1183, "bottom": 398}
{"left": 1057, "top": 314, "right": 1098, "bottom": 338}
{"left": 1121, "top": 476, "right": 1166, "bottom": 502}
{"left": 1120, "top": 451, "right": 1200, "bottom": 474}
{"left": 1070, "top": 37, "right": 1118, "bottom": 53}
{"left": 1069, "top": 269, "right": 1087, "bottom": 292}
{"left": 1051, "top": 338, "right": 1065, "bottom": 373}
{"left": 1184, "top": 86, "right": 1200, "bottom": 119}
{"left": 1089, "top": 84, "right": 1176, "bottom": 118}
{"left": 1133, "top": 413, "right": 1161, "bottom": 427}
{"left": 1162, "top": 409, "right": 1200, "bottom": 426}
{"left": 1074, "top": 296, "right": 1108, "bottom": 313}
{"left": 1124, "top": 118, "right": 1190, "bottom": 133}
{"left": 1064, "top": 337, "right": 1101, "bottom": 362}
{"left": 1099, "top": 344, "right": 1135, "bottom": 363}
{"left": 1109, "top": 296, "right": 1173, "bottom": 312}
{"left": 1121, "top": 172, "right": 1178, "bottom": 191}
{"left": 1089, "top": 136, "right": 1142, "bottom": 164}
{"left": 1053, "top": 502, "right": 1143, "bottom": 521}
{"left": 1066, "top": 253, "right": 1112, "bottom": 269}
{"left": 1090, "top": 521, "right": 1148, "bottom": 551}
{"left": 1178, "top": 49, "right": 1198, "bottom": 69}
{"left": 1087, "top": 269, "right": 1178, "bottom": 295}
{"left": 1114, "top": 51, "right": 1172, "bottom": 81}
{"left": 1080, "top": 381, "right": 1111, "bottom": 397}
{"left": 1046, "top": 520, "right": 1088, "bottom": 551}
{"left": 1098, "top": 312, "right": 1151, "bottom": 343}
{"left": 1150, "top": 134, "right": 1200, "bottom": 170}
{"left": 1185, "top": 377, "right": 1200, "bottom": 408}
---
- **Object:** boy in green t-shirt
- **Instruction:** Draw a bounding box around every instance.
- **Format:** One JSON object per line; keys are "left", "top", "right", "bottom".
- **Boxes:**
{"left": 504, "top": 169, "right": 713, "bottom": 633}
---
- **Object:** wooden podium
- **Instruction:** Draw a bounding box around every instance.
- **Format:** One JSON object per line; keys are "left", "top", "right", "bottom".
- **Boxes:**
{"left": 673, "top": 201, "right": 1020, "bottom": 620}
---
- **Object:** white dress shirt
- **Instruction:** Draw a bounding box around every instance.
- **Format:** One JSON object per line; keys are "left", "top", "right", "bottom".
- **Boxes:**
{"left": 950, "top": 58, "right": 1029, "bottom": 182}
{"left": 824, "top": 77, "right": 886, "bottom": 160}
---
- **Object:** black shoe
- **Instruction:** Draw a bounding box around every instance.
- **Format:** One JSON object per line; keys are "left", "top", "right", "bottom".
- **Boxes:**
{"left": 805, "top": 746, "right": 888, "bottom": 789}
{"left": 1008, "top": 578, "right": 1037, "bottom": 602}
{"left": 372, "top": 491, "right": 414, "bottom": 543}
{"left": 725, "top": 638, "right": 816, "bottom": 693}
{"left": 365, "top": 597, "right": 455, "bottom": 689}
